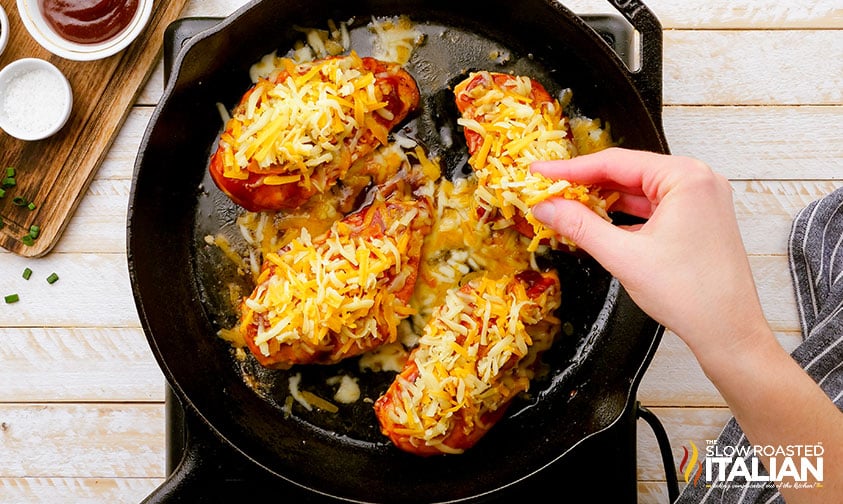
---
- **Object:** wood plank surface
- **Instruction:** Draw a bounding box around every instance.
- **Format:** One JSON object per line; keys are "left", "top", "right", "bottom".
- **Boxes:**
{"left": 0, "top": 478, "right": 163, "bottom": 504}
{"left": 0, "top": 404, "right": 165, "bottom": 477}
{"left": 0, "top": 327, "right": 163, "bottom": 403}
{"left": 1, "top": 0, "right": 840, "bottom": 501}
{"left": 0, "top": 0, "right": 190, "bottom": 258}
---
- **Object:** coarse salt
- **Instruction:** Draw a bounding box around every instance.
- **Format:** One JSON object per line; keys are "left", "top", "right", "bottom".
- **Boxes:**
{"left": 1, "top": 68, "right": 69, "bottom": 137}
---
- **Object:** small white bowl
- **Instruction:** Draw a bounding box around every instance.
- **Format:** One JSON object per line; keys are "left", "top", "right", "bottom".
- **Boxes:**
{"left": 16, "top": 0, "right": 153, "bottom": 61}
{"left": 0, "top": 4, "right": 10, "bottom": 58}
{"left": 0, "top": 58, "right": 73, "bottom": 141}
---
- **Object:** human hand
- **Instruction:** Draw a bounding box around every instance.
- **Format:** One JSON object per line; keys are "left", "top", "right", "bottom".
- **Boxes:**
{"left": 531, "top": 148, "right": 771, "bottom": 366}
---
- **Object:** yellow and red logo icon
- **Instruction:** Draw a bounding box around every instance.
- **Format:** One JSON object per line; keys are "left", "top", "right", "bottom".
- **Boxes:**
{"left": 680, "top": 441, "right": 705, "bottom": 487}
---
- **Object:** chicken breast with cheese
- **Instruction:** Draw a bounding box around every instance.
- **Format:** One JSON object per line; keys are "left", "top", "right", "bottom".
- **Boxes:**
{"left": 210, "top": 52, "right": 420, "bottom": 211}
{"left": 374, "top": 270, "right": 561, "bottom": 456}
{"left": 238, "top": 191, "right": 433, "bottom": 368}
{"left": 454, "top": 71, "right": 616, "bottom": 251}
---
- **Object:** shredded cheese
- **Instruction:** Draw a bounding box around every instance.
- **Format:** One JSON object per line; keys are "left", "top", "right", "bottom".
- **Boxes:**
{"left": 369, "top": 16, "right": 425, "bottom": 65}
{"left": 239, "top": 196, "right": 431, "bottom": 365}
{"left": 376, "top": 271, "right": 561, "bottom": 454}
{"left": 219, "top": 52, "right": 391, "bottom": 185}
{"left": 454, "top": 71, "right": 616, "bottom": 251}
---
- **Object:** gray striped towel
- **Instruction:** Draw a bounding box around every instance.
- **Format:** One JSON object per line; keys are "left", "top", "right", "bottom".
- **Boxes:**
{"left": 674, "top": 186, "right": 843, "bottom": 503}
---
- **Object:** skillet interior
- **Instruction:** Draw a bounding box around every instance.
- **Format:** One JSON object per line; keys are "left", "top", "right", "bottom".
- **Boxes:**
{"left": 129, "top": 0, "right": 666, "bottom": 501}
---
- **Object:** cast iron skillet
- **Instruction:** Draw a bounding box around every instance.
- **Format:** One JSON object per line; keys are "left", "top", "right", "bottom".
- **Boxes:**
{"left": 129, "top": 0, "right": 669, "bottom": 501}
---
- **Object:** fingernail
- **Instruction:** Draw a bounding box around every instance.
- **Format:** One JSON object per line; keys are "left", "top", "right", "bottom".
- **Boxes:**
{"left": 532, "top": 202, "right": 553, "bottom": 223}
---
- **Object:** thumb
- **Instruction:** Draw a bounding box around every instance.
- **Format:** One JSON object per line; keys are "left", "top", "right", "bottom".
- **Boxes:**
{"left": 532, "top": 199, "right": 632, "bottom": 270}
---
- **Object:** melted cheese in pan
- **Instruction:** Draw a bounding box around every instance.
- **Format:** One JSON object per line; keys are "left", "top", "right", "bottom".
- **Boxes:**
{"left": 455, "top": 71, "right": 617, "bottom": 251}
{"left": 381, "top": 272, "right": 561, "bottom": 453}
{"left": 410, "top": 177, "right": 538, "bottom": 329}
{"left": 218, "top": 52, "right": 390, "bottom": 186}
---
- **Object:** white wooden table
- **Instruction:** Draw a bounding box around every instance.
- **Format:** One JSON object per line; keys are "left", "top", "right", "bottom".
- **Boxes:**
{"left": 0, "top": 1, "right": 840, "bottom": 502}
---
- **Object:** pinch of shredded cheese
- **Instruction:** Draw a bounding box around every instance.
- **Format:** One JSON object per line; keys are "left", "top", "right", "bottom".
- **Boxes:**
{"left": 219, "top": 52, "right": 390, "bottom": 185}
{"left": 455, "top": 71, "right": 616, "bottom": 251}
{"left": 380, "top": 272, "right": 561, "bottom": 453}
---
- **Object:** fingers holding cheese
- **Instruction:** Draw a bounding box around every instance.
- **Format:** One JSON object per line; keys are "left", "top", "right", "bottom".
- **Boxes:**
{"left": 454, "top": 71, "right": 615, "bottom": 251}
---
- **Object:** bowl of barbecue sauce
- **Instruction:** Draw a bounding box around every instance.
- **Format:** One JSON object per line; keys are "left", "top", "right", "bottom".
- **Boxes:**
{"left": 17, "top": 0, "right": 153, "bottom": 61}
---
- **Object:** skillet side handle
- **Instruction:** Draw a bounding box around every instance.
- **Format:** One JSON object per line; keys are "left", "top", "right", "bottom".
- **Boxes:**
{"left": 141, "top": 439, "right": 208, "bottom": 504}
{"left": 140, "top": 416, "right": 218, "bottom": 504}
{"left": 604, "top": 0, "right": 664, "bottom": 127}
{"left": 141, "top": 391, "right": 224, "bottom": 503}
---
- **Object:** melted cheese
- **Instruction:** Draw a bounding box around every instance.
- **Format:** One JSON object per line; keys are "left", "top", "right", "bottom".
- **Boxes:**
{"left": 383, "top": 272, "right": 561, "bottom": 453}
{"left": 241, "top": 199, "right": 421, "bottom": 358}
{"left": 409, "top": 178, "right": 537, "bottom": 331}
{"left": 455, "top": 72, "right": 616, "bottom": 251}
{"left": 328, "top": 374, "right": 362, "bottom": 404}
{"left": 219, "top": 52, "right": 389, "bottom": 184}
{"left": 369, "top": 16, "right": 425, "bottom": 65}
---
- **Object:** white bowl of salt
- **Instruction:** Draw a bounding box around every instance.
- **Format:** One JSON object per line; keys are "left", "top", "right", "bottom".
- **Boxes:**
{"left": 0, "top": 58, "right": 73, "bottom": 141}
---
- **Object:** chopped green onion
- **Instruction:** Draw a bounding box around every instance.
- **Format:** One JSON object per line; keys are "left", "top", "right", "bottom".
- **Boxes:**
{"left": 46, "top": 272, "right": 59, "bottom": 284}
{"left": 22, "top": 268, "right": 33, "bottom": 280}
{"left": 5, "top": 167, "right": 14, "bottom": 178}
{"left": 27, "top": 202, "right": 36, "bottom": 211}
{"left": 12, "top": 196, "right": 27, "bottom": 206}
{"left": 29, "top": 225, "right": 40, "bottom": 238}
{"left": 4, "top": 294, "right": 19, "bottom": 304}
{"left": 0, "top": 188, "right": 5, "bottom": 198}
{"left": 21, "top": 234, "right": 34, "bottom": 246}
{"left": 1, "top": 177, "right": 14, "bottom": 188}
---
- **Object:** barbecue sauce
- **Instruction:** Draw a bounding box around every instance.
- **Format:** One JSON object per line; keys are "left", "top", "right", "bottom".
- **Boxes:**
{"left": 39, "top": 0, "right": 139, "bottom": 45}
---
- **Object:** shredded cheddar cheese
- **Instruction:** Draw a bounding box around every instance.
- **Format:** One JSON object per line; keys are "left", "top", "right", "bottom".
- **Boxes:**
{"left": 219, "top": 52, "right": 390, "bottom": 187}
{"left": 239, "top": 196, "right": 431, "bottom": 365}
{"left": 455, "top": 71, "right": 616, "bottom": 251}
{"left": 377, "top": 271, "right": 561, "bottom": 454}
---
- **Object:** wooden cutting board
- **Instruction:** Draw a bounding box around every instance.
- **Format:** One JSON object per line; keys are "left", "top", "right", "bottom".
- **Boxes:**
{"left": 0, "top": 0, "right": 190, "bottom": 257}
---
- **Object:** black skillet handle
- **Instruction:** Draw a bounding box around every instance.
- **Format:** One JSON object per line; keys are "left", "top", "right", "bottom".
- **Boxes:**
{"left": 602, "top": 0, "right": 663, "bottom": 122}
{"left": 141, "top": 389, "right": 221, "bottom": 504}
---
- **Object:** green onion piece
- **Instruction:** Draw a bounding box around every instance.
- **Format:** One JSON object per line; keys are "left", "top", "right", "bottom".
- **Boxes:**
{"left": 0, "top": 188, "right": 5, "bottom": 198}
{"left": 5, "top": 167, "right": 14, "bottom": 178}
{"left": 27, "top": 202, "right": 36, "bottom": 211}
{"left": 1, "top": 177, "right": 14, "bottom": 188}
{"left": 12, "top": 196, "right": 27, "bottom": 206}
{"left": 22, "top": 268, "right": 33, "bottom": 280}
{"left": 21, "top": 235, "right": 34, "bottom": 246}
{"left": 4, "top": 294, "right": 19, "bottom": 304}
{"left": 46, "top": 272, "right": 59, "bottom": 284}
{"left": 29, "top": 225, "right": 40, "bottom": 238}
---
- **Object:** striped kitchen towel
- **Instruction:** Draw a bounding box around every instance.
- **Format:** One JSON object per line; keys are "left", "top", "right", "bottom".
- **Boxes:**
{"left": 675, "top": 186, "right": 843, "bottom": 503}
